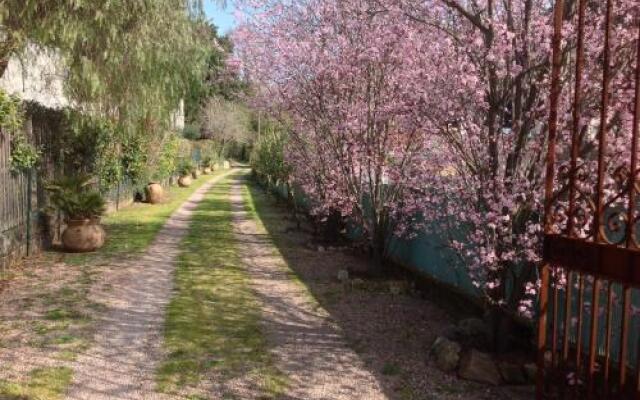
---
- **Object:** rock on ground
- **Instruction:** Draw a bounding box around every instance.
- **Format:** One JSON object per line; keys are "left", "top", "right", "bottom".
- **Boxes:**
{"left": 431, "top": 336, "right": 461, "bottom": 373}
{"left": 459, "top": 349, "right": 502, "bottom": 386}
{"left": 498, "top": 362, "right": 527, "bottom": 385}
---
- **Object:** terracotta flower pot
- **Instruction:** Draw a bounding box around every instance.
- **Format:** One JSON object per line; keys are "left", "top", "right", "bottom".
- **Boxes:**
{"left": 203, "top": 167, "right": 212, "bottom": 174}
{"left": 178, "top": 175, "right": 192, "bottom": 187}
{"left": 145, "top": 183, "right": 164, "bottom": 204}
{"left": 62, "top": 219, "right": 106, "bottom": 253}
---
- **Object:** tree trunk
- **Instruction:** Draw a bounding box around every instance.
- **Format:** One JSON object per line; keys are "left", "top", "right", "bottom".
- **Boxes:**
{"left": 286, "top": 181, "right": 301, "bottom": 230}
{"left": 321, "top": 210, "right": 343, "bottom": 244}
{"left": 369, "top": 221, "right": 388, "bottom": 276}
{"left": 370, "top": 245, "right": 385, "bottom": 276}
{"left": 0, "top": 58, "right": 9, "bottom": 79}
{"left": 485, "top": 306, "right": 516, "bottom": 353}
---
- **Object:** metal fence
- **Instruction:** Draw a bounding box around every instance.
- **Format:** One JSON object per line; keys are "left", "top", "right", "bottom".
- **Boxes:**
{"left": 0, "top": 129, "right": 31, "bottom": 273}
{"left": 0, "top": 108, "right": 58, "bottom": 273}
{"left": 0, "top": 109, "right": 141, "bottom": 273}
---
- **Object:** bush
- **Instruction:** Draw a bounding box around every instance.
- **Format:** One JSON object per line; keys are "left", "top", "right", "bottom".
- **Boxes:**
{"left": 45, "top": 175, "right": 106, "bottom": 220}
{"left": 201, "top": 156, "right": 213, "bottom": 168}
{"left": 182, "top": 124, "right": 201, "bottom": 140}
{"left": 250, "top": 129, "right": 290, "bottom": 183}
{"left": 154, "top": 134, "right": 183, "bottom": 181}
{"left": 177, "top": 160, "right": 195, "bottom": 177}
{"left": 0, "top": 89, "right": 40, "bottom": 172}
{"left": 10, "top": 133, "right": 41, "bottom": 172}
{"left": 0, "top": 89, "right": 23, "bottom": 132}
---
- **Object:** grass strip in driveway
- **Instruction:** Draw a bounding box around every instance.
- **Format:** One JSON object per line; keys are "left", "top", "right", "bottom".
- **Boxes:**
{"left": 157, "top": 174, "right": 287, "bottom": 399}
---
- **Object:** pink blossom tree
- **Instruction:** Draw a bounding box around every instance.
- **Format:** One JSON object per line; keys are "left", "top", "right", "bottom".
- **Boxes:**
{"left": 234, "top": 0, "right": 640, "bottom": 329}
{"left": 401, "top": 0, "right": 640, "bottom": 324}
{"left": 397, "top": 0, "right": 555, "bottom": 321}
{"left": 235, "top": 0, "right": 442, "bottom": 271}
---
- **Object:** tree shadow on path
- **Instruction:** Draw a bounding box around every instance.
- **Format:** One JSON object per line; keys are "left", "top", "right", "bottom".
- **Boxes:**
{"left": 243, "top": 178, "right": 534, "bottom": 400}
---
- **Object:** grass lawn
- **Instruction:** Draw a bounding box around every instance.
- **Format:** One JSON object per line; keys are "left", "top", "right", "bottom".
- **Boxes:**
{"left": 157, "top": 173, "right": 287, "bottom": 399}
{"left": 0, "top": 367, "right": 72, "bottom": 400}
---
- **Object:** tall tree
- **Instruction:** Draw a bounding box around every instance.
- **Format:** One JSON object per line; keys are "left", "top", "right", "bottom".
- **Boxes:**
{"left": 234, "top": 0, "right": 640, "bottom": 325}
{"left": 199, "top": 97, "right": 251, "bottom": 151}
{"left": 402, "top": 0, "right": 640, "bottom": 322}
{"left": 236, "top": 0, "right": 441, "bottom": 271}
{"left": 1, "top": 0, "right": 209, "bottom": 124}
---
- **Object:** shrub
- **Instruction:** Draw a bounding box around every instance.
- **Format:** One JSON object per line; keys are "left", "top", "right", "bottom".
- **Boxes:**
{"left": 9, "top": 133, "right": 41, "bottom": 172}
{"left": 250, "top": 129, "right": 289, "bottom": 183}
{"left": 45, "top": 175, "right": 106, "bottom": 220}
{"left": 177, "top": 160, "right": 195, "bottom": 177}
{"left": 182, "top": 124, "right": 201, "bottom": 140}
{"left": 0, "top": 89, "right": 40, "bottom": 172}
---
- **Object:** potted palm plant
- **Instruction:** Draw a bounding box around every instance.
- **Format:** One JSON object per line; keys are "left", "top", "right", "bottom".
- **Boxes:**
{"left": 45, "top": 176, "right": 107, "bottom": 252}
{"left": 177, "top": 160, "right": 194, "bottom": 187}
{"left": 192, "top": 167, "right": 201, "bottom": 179}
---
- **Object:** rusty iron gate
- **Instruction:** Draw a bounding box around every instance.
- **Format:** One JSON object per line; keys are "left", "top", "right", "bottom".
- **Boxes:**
{"left": 538, "top": 0, "right": 640, "bottom": 398}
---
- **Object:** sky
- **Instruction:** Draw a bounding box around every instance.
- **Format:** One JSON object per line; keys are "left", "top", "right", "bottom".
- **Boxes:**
{"left": 204, "top": 1, "right": 238, "bottom": 36}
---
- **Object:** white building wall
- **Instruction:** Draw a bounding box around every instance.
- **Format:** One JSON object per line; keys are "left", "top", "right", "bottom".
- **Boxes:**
{"left": 171, "top": 99, "right": 185, "bottom": 131}
{"left": 0, "top": 44, "right": 68, "bottom": 109}
{"left": 0, "top": 44, "right": 184, "bottom": 129}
